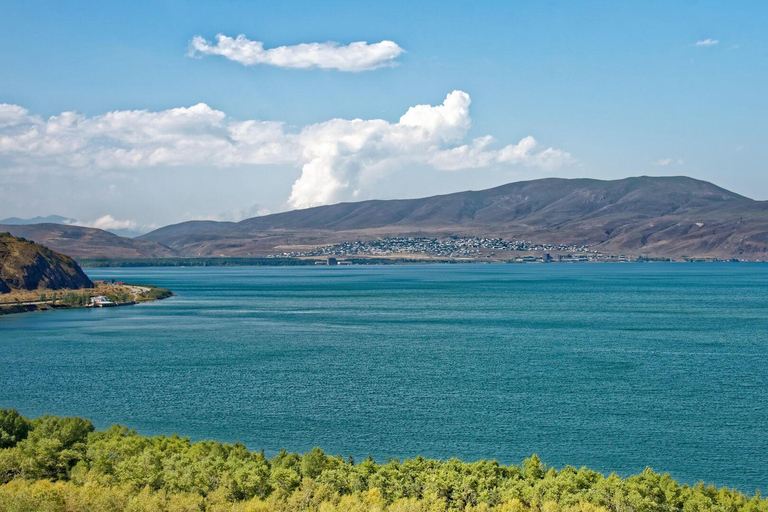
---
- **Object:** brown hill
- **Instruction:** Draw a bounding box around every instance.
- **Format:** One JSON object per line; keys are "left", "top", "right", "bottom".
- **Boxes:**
{"left": 7, "top": 176, "right": 766, "bottom": 261}
{"left": 0, "top": 233, "right": 93, "bottom": 293}
{"left": 138, "top": 176, "right": 768, "bottom": 259}
{"left": 0, "top": 224, "right": 178, "bottom": 260}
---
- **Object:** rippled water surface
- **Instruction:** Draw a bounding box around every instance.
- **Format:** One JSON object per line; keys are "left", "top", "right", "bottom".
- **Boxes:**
{"left": 2, "top": 264, "right": 767, "bottom": 492}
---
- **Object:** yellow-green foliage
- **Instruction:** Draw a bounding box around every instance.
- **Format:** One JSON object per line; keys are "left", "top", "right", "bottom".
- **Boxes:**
{"left": 0, "top": 410, "right": 766, "bottom": 512}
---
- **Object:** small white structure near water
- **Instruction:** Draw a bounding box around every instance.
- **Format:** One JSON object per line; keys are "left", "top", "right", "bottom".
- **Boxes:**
{"left": 90, "top": 296, "right": 116, "bottom": 307}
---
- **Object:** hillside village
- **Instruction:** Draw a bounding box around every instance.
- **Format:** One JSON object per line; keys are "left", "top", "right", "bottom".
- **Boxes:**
{"left": 279, "top": 237, "right": 640, "bottom": 262}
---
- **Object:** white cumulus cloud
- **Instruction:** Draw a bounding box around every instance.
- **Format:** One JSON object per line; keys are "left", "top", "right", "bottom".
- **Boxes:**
{"left": 0, "top": 92, "right": 573, "bottom": 209}
{"left": 189, "top": 34, "right": 405, "bottom": 71}
{"left": 695, "top": 39, "right": 719, "bottom": 47}
{"left": 68, "top": 215, "right": 138, "bottom": 231}
{"left": 653, "top": 158, "right": 684, "bottom": 167}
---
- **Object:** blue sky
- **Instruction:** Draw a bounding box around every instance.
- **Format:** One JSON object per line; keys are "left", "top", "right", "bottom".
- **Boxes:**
{"left": 1, "top": 0, "right": 766, "bottom": 232}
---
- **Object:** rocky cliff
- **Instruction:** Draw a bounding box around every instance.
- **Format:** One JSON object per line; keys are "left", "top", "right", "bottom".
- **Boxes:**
{"left": 0, "top": 233, "right": 93, "bottom": 293}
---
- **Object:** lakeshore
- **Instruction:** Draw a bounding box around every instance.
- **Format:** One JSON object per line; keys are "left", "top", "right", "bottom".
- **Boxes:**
{"left": 0, "top": 281, "right": 173, "bottom": 315}
{"left": 77, "top": 255, "right": 745, "bottom": 268}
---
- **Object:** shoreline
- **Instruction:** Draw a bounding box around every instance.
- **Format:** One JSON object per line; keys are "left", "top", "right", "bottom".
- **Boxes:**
{"left": 77, "top": 256, "right": 754, "bottom": 268}
{"left": 0, "top": 282, "right": 173, "bottom": 316}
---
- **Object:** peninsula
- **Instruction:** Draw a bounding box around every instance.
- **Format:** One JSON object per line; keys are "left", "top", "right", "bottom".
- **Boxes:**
{"left": 0, "top": 232, "right": 172, "bottom": 315}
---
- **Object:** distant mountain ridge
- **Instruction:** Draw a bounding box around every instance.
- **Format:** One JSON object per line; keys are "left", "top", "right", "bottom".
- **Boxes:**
{"left": 0, "top": 215, "right": 143, "bottom": 238}
{"left": 0, "top": 215, "right": 76, "bottom": 226}
{"left": 235, "top": 175, "right": 745, "bottom": 231}
{"left": 6, "top": 176, "right": 768, "bottom": 260}
{"left": 0, "top": 224, "right": 178, "bottom": 260}
{"left": 138, "top": 176, "right": 768, "bottom": 259}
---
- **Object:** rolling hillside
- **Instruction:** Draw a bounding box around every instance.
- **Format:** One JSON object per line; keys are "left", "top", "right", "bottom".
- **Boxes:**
{"left": 5, "top": 177, "right": 767, "bottom": 260}
{"left": 0, "top": 224, "right": 178, "bottom": 260}
{"left": 139, "top": 176, "right": 768, "bottom": 259}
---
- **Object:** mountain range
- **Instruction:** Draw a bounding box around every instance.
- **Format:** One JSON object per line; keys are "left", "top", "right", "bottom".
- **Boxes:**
{"left": 3, "top": 176, "right": 768, "bottom": 260}
{"left": 0, "top": 215, "right": 76, "bottom": 226}
{"left": 0, "top": 224, "right": 176, "bottom": 260}
{"left": 0, "top": 215, "right": 142, "bottom": 238}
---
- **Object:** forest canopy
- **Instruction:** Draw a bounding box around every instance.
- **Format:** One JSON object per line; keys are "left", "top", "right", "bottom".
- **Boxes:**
{"left": 0, "top": 410, "right": 765, "bottom": 512}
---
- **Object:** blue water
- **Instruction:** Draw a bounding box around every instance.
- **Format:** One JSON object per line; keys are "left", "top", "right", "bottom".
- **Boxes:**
{"left": 1, "top": 264, "right": 767, "bottom": 492}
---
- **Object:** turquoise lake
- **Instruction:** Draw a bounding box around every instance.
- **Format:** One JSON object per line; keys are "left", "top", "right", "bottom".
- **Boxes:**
{"left": 1, "top": 264, "right": 767, "bottom": 492}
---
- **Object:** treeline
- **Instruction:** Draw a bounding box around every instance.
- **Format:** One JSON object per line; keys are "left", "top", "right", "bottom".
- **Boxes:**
{"left": 58, "top": 292, "right": 93, "bottom": 306}
{"left": 79, "top": 258, "right": 319, "bottom": 267}
{"left": 139, "top": 286, "right": 173, "bottom": 300}
{"left": 0, "top": 411, "right": 765, "bottom": 512}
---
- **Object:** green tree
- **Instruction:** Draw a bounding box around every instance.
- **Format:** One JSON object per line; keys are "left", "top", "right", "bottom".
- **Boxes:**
{"left": 16, "top": 415, "right": 94, "bottom": 480}
{"left": 522, "top": 455, "right": 545, "bottom": 481}
{"left": 271, "top": 448, "right": 301, "bottom": 473}
{"left": 232, "top": 458, "right": 272, "bottom": 499}
{"left": 270, "top": 467, "right": 300, "bottom": 497}
{"left": 301, "top": 447, "right": 328, "bottom": 479}
{"left": 0, "top": 409, "right": 31, "bottom": 448}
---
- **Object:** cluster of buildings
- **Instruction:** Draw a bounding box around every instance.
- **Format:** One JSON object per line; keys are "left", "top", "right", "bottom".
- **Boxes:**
{"left": 280, "top": 237, "right": 606, "bottom": 261}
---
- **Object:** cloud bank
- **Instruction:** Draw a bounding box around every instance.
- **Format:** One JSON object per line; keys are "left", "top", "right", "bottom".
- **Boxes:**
{"left": 189, "top": 34, "right": 404, "bottom": 71}
{"left": 0, "top": 92, "right": 573, "bottom": 208}
{"left": 75, "top": 215, "right": 138, "bottom": 231}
